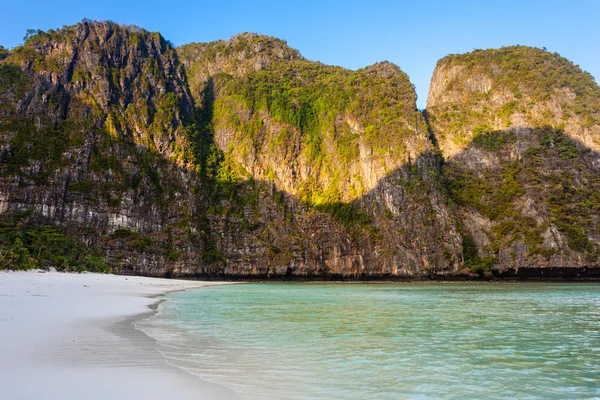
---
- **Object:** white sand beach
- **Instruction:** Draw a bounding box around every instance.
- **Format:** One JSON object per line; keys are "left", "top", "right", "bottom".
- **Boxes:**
{"left": 0, "top": 271, "right": 240, "bottom": 400}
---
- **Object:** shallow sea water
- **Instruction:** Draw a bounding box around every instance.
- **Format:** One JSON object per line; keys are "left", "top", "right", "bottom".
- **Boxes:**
{"left": 137, "top": 283, "right": 600, "bottom": 399}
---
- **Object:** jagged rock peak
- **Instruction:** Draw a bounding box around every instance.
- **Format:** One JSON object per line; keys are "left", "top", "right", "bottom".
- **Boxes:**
{"left": 359, "top": 61, "right": 417, "bottom": 104}
{"left": 226, "top": 32, "right": 303, "bottom": 58}
{"left": 176, "top": 33, "right": 304, "bottom": 103}
{"left": 21, "top": 19, "right": 174, "bottom": 53}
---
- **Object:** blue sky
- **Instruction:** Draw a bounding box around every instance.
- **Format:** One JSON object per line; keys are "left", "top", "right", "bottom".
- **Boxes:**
{"left": 1, "top": 0, "right": 599, "bottom": 108}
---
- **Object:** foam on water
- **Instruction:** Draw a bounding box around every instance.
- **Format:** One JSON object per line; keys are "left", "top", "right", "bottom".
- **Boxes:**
{"left": 136, "top": 283, "right": 600, "bottom": 399}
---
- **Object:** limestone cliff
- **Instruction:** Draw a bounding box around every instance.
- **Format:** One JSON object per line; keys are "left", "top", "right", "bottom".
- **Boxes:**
{"left": 428, "top": 46, "right": 600, "bottom": 273}
{"left": 427, "top": 46, "right": 600, "bottom": 158}
{"left": 179, "top": 34, "right": 462, "bottom": 277}
{"left": 179, "top": 37, "right": 432, "bottom": 202}
{"left": 2, "top": 23, "right": 599, "bottom": 279}
{"left": 0, "top": 22, "right": 462, "bottom": 278}
{"left": 0, "top": 20, "right": 209, "bottom": 275}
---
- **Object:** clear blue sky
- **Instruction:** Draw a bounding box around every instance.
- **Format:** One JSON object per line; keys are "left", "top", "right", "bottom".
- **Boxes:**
{"left": 1, "top": 0, "right": 599, "bottom": 108}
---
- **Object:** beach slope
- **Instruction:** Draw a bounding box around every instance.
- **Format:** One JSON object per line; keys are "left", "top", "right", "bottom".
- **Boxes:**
{"left": 0, "top": 271, "right": 240, "bottom": 400}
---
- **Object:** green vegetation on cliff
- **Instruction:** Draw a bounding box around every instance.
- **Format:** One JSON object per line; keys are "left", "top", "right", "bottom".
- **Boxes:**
{"left": 428, "top": 46, "right": 600, "bottom": 164}
{"left": 440, "top": 46, "right": 600, "bottom": 120}
{"left": 180, "top": 35, "right": 430, "bottom": 207}
{"left": 211, "top": 60, "right": 425, "bottom": 204}
{"left": 0, "top": 217, "right": 109, "bottom": 272}
{"left": 2, "top": 21, "right": 599, "bottom": 277}
{"left": 430, "top": 44, "right": 600, "bottom": 270}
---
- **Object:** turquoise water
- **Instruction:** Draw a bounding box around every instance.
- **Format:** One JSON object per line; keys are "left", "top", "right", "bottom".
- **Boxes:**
{"left": 138, "top": 283, "right": 600, "bottom": 399}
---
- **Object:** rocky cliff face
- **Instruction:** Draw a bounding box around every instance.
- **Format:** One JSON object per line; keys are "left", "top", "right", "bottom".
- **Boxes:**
{"left": 2, "top": 24, "right": 599, "bottom": 278}
{"left": 179, "top": 37, "right": 432, "bottom": 202}
{"left": 0, "top": 22, "right": 462, "bottom": 278}
{"left": 179, "top": 33, "right": 462, "bottom": 277}
{"left": 427, "top": 46, "right": 600, "bottom": 273}
{"left": 427, "top": 46, "right": 600, "bottom": 158}
{"left": 0, "top": 21, "right": 208, "bottom": 275}
{"left": 177, "top": 33, "right": 303, "bottom": 103}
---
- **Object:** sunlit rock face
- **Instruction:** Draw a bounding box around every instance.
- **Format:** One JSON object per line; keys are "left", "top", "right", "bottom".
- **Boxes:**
{"left": 427, "top": 46, "right": 600, "bottom": 159}
{"left": 179, "top": 40, "right": 433, "bottom": 203}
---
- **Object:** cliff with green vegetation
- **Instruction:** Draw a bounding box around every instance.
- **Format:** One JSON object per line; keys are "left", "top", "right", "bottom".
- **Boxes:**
{"left": 0, "top": 20, "right": 210, "bottom": 274}
{"left": 428, "top": 46, "right": 600, "bottom": 275}
{"left": 1, "top": 22, "right": 599, "bottom": 278}
{"left": 427, "top": 46, "right": 600, "bottom": 158}
{"left": 176, "top": 33, "right": 462, "bottom": 277}
{"left": 0, "top": 21, "right": 462, "bottom": 277}
{"left": 178, "top": 34, "right": 433, "bottom": 203}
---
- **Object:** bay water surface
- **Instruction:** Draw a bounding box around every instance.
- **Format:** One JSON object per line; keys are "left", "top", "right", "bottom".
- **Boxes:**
{"left": 137, "top": 283, "right": 600, "bottom": 399}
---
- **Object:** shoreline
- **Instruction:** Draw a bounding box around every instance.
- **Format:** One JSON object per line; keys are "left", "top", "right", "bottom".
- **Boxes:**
{"left": 0, "top": 270, "right": 240, "bottom": 400}
{"left": 125, "top": 275, "right": 600, "bottom": 283}
{"left": 125, "top": 265, "right": 600, "bottom": 282}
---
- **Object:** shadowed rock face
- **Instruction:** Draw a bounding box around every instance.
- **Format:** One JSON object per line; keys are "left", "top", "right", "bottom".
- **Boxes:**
{"left": 12, "top": 21, "right": 193, "bottom": 155}
{"left": 1, "top": 24, "right": 599, "bottom": 278}
{"left": 206, "top": 154, "right": 462, "bottom": 279}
